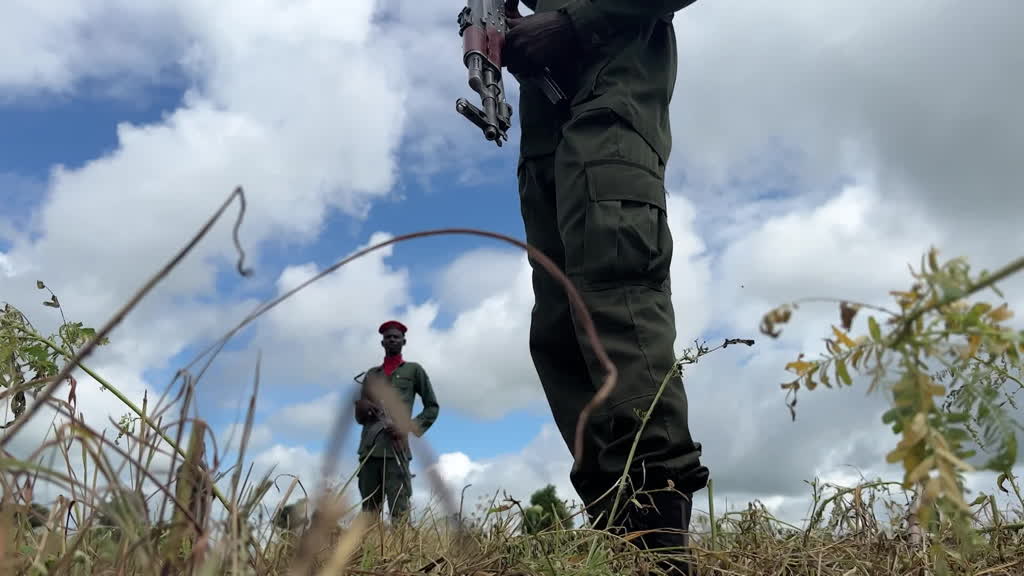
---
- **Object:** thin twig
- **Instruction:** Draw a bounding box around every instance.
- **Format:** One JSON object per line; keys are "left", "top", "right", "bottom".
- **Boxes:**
{"left": 892, "top": 255, "right": 1024, "bottom": 346}
{"left": 0, "top": 186, "right": 251, "bottom": 448}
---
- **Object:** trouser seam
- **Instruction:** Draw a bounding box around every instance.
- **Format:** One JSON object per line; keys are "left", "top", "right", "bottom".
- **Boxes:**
{"left": 624, "top": 286, "right": 676, "bottom": 449}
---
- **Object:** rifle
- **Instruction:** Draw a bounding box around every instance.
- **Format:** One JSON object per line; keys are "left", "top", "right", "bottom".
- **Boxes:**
{"left": 352, "top": 370, "right": 413, "bottom": 467}
{"left": 455, "top": 0, "right": 567, "bottom": 146}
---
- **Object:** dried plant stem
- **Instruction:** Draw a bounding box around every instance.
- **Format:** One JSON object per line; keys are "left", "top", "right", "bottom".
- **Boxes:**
{"left": 606, "top": 339, "right": 751, "bottom": 530}
{"left": 1, "top": 186, "right": 251, "bottom": 449}
{"left": 606, "top": 366, "right": 677, "bottom": 530}
{"left": 892, "top": 254, "right": 1024, "bottom": 346}
{"left": 708, "top": 478, "right": 717, "bottom": 550}
{"left": 17, "top": 330, "right": 232, "bottom": 510}
{"left": 316, "top": 512, "right": 372, "bottom": 576}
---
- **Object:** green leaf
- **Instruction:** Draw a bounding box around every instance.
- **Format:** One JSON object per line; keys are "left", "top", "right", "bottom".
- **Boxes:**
{"left": 945, "top": 427, "right": 970, "bottom": 443}
{"left": 965, "top": 302, "right": 991, "bottom": 324}
{"left": 25, "top": 344, "right": 48, "bottom": 364}
{"left": 946, "top": 411, "right": 970, "bottom": 424}
{"left": 938, "top": 277, "right": 964, "bottom": 301}
{"left": 881, "top": 407, "right": 901, "bottom": 425}
{"left": 850, "top": 346, "right": 865, "bottom": 369}
{"left": 835, "top": 358, "right": 853, "bottom": 386}
{"left": 868, "top": 316, "right": 882, "bottom": 342}
{"left": 997, "top": 473, "right": 1010, "bottom": 493}
{"left": 968, "top": 494, "right": 988, "bottom": 507}
{"left": 984, "top": 432, "right": 1017, "bottom": 473}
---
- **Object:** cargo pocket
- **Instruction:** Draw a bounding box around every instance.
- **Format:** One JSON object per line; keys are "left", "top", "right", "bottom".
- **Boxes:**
{"left": 581, "top": 160, "right": 673, "bottom": 287}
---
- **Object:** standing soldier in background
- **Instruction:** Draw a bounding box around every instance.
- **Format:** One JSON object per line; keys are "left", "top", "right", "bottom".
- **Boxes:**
{"left": 354, "top": 320, "right": 440, "bottom": 524}
{"left": 503, "top": 0, "right": 708, "bottom": 573}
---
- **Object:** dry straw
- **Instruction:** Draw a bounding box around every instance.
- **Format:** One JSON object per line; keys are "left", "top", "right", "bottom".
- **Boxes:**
{"left": 1, "top": 187, "right": 1021, "bottom": 575}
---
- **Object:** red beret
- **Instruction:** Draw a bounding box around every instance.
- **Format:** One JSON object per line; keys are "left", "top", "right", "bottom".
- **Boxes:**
{"left": 378, "top": 320, "right": 408, "bottom": 334}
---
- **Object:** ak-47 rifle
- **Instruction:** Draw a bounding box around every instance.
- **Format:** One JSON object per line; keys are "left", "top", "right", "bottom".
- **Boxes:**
{"left": 353, "top": 371, "right": 413, "bottom": 466}
{"left": 455, "top": 0, "right": 567, "bottom": 146}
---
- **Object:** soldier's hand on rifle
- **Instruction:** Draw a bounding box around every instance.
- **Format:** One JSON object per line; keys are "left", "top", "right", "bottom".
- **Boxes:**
{"left": 355, "top": 398, "right": 376, "bottom": 422}
{"left": 504, "top": 0, "right": 524, "bottom": 19}
{"left": 504, "top": 10, "right": 580, "bottom": 77}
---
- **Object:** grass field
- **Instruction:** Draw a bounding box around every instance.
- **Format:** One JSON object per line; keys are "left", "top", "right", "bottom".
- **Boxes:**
{"left": 3, "top": 199, "right": 1023, "bottom": 574}
{"left": 3, "top": 463, "right": 1023, "bottom": 575}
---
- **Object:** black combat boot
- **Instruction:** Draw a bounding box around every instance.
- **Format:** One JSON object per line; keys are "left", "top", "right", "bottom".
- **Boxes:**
{"left": 621, "top": 488, "right": 696, "bottom": 576}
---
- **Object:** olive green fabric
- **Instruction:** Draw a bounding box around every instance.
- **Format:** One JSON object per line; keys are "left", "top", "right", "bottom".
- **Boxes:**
{"left": 357, "top": 361, "right": 439, "bottom": 460}
{"left": 518, "top": 0, "right": 695, "bottom": 164}
{"left": 515, "top": 1, "right": 709, "bottom": 525}
{"left": 358, "top": 455, "right": 413, "bottom": 520}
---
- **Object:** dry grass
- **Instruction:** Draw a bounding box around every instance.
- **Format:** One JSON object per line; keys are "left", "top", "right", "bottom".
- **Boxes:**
{"left": 2, "top": 459, "right": 1023, "bottom": 576}
{"left": 3, "top": 188, "right": 1023, "bottom": 575}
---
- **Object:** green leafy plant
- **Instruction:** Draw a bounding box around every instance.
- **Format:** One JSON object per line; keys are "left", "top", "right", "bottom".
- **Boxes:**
{"left": 761, "top": 247, "right": 1024, "bottom": 555}
{"left": 1, "top": 280, "right": 109, "bottom": 428}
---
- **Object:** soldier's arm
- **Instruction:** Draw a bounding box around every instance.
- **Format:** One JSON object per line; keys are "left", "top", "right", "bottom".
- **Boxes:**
{"left": 562, "top": 0, "right": 698, "bottom": 50}
{"left": 410, "top": 366, "right": 440, "bottom": 437}
{"left": 353, "top": 369, "right": 378, "bottom": 424}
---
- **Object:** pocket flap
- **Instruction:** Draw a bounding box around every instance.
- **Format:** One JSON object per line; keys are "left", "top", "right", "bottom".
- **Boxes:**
{"left": 584, "top": 160, "right": 667, "bottom": 211}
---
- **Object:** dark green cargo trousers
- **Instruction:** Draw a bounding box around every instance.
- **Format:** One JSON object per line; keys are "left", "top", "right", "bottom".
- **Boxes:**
{"left": 517, "top": 106, "right": 709, "bottom": 525}
{"left": 358, "top": 456, "right": 412, "bottom": 521}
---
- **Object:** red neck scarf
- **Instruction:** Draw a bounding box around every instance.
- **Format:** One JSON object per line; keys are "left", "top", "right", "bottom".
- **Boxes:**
{"left": 382, "top": 354, "right": 403, "bottom": 376}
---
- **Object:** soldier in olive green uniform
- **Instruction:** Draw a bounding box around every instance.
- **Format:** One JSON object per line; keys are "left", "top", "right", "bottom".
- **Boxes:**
{"left": 503, "top": 1, "right": 708, "bottom": 572}
{"left": 354, "top": 320, "right": 440, "bottom": 522}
